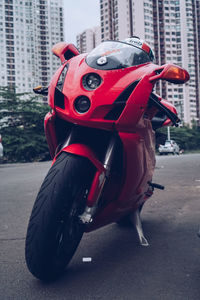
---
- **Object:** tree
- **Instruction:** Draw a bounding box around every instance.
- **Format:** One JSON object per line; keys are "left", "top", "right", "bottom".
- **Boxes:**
{"left": 0, "top": 86, "right": 50, "bottom": 162}
{"left": 156, "top": 125, "right": 200, "bottom": 151}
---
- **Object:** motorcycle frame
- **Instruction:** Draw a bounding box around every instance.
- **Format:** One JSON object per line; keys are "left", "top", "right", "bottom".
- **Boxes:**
{"left": 43, "top": 55, "right": 182, "bottom": 232}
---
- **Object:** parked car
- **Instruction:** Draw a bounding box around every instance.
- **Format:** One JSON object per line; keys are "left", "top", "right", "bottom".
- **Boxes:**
{"left": 158, "top": 140, "right": 179, "bottom": 155}
{"left": 0, "top": 134, "right": 3, "bottom": 158}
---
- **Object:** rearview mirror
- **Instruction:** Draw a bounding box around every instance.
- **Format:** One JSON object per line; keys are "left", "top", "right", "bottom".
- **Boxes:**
{"left": 52, "top": 42, "right": 80, "bottom": 63}
{"left": 150, "top": 64, "right": 190, "bottom": 84}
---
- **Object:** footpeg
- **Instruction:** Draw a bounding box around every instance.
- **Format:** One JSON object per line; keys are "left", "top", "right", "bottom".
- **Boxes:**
{"left": 148, "top": 181, "right": 165, "bottom": 190}
{"left": 130, "top": 209, "right": 149, "bottom": 247}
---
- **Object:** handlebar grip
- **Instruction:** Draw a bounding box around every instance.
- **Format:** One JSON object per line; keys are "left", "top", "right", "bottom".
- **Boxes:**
{"left": 149, "top": 93, "right": 180, "bottom": 126}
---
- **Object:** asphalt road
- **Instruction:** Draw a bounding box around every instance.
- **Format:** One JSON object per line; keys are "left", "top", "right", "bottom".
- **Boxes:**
{"left": 0, "top": 154, "right": 200, "bottom": 300}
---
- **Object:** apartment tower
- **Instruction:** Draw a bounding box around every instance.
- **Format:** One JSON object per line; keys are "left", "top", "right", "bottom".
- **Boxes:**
{"left": 99, "top": 0, "right": 200, "bottom": 126}
{"left": 153, "top": 0, "right": 200, "bottom": 125}
{"left": 76, "top": 26, "right": 101, "bottom": 53}
{"left": 0, "top": 0, "right": 64, "bottom": 93}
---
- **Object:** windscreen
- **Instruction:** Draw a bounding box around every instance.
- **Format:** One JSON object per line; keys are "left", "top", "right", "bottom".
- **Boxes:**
{"left": 86, "top": 41, "right": 151, "bottom": 70}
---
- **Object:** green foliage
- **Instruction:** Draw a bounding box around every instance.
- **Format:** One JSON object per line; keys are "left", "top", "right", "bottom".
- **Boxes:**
{"left": 1, "top": 86, "right": 199, "bottom": 162}
{"left": 156, "top": 125, "right": 200, "bottom": 151}
{"left": 0, "top": 86, "right": 50, "bottom": 162}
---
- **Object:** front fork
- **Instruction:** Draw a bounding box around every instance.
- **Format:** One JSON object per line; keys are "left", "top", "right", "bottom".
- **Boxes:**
{"left": 79, "top": 135, "right": 118, "bottom": 224}
{"left": 53, "top": 133, "right": 118, "bottom": 224}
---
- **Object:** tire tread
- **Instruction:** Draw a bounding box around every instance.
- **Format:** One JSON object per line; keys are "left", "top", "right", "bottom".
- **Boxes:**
{"left": 25, "top": 153, "right": 95, "bottom": 280}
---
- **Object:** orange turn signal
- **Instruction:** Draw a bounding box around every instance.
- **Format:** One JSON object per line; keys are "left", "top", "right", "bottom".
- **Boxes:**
{"left": 150, "top": 64, "right": 190, "bottom": 84}
{"left": 163, "top": 65, "right": 190, "bottom": 84}
{"left": 33, "top": 85, "right": 42, "bottom": 91}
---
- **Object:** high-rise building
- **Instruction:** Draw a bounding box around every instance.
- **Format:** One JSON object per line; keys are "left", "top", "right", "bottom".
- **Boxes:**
{"left": 153, "top": 0, "right": 200, "bottom": 125}
{"left": 99, "top": 0, "right": 200, "bottom": 126}
{"left": 76, "top": 26, "right": 101, "bottom": 53}
{"left": 94, "top": 26, "right": 101, "bottom": 48}
{"left": 100, "top": 0, "right": 155, "bottom": 50}
{"left": 0, "top": 0, "right": 64, "bottom": 93}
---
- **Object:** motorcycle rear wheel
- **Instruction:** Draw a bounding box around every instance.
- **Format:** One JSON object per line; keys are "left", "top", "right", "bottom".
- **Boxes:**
{"left": 25, "top": 152, "right": 95, "bottom": 281}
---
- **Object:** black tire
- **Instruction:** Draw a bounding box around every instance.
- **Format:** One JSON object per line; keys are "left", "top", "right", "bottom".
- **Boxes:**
{"left": 25, "top": 152, "right": 95, "bottom": 281}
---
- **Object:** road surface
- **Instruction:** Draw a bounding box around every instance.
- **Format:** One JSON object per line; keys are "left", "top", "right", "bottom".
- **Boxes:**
{"left": 0, "top": 154, "right": 200, "bottom": 299}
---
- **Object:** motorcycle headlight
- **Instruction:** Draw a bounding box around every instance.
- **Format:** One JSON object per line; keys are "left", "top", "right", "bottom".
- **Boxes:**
{"left": 74, "top": 96, "right": 91, "bottom": 114}
{"left": 82, "top": 73, "right": 102, "bottom": 91}
{"left": 56, "top": 63, "right": 68, "bottom": 91}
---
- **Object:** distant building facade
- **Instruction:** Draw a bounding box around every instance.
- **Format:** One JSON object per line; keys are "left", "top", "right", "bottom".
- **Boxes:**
{"left": 100, "top": 0, "right": 155, "bottom": 50}
{"left": 153, "top": 0, "right": 200, "bottom": 125}
{"left": 76, "top": 26, "right": 101, "bottom": 53}
{"left": 99, "top": 0, "right": 200, "bottom": 126}
{"left": 0, "top": 0, "right": 64, "bottom": 93}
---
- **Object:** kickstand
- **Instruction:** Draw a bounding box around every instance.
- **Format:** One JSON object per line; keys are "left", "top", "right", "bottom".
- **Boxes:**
{"left": 130, "top": 209, "right": 149, "bottom": 247}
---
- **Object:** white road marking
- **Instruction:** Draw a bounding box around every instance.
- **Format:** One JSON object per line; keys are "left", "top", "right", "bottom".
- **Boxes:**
{"left": 82, "top": 257, "right": 92, "bottom": 262}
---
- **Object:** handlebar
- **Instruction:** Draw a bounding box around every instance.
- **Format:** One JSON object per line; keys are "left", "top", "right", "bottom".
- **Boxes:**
{"left": 149, "top": 93, "right": 180, "bottom": 127}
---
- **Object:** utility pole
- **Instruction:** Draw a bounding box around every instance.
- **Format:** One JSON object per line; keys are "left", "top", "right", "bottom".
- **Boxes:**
{"left": 167, "top": 127, "right": 170, "bottom": 140}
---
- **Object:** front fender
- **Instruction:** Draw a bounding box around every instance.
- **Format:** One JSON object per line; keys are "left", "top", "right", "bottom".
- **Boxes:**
{"left": 52, "top": 143, "right": 106, "bottom": 207}
{"left": 44, "top": 111, "right": 58, "bottom": 158}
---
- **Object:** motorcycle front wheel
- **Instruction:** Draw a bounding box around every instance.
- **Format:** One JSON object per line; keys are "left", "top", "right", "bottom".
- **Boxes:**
{"left": 25, "top": 152, "right": 95, "bottom": 281}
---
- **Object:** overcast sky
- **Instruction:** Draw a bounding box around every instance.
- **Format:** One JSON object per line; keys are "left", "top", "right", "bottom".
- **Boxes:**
{"left": 63, "top": 0, "right": 100, "bottom": 44}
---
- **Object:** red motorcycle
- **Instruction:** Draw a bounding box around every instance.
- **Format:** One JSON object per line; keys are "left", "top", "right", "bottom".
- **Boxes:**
{"left": 25, "top": 38, "right": 189, "bottom": 280}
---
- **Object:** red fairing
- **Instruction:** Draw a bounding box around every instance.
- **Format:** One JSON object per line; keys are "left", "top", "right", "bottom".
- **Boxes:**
{"left": 48, "top": 64, "right": 65, "bottom": 109}
{"left": 43, "top": 40, "right": 188, "bottom": 232}
{"left": 48, "top": 54, "right": 158, "bottom": 131}
{"left": 86, "top": 121, "right": 156, "bottom": 231}
{"left": 116, "top": 75, "right": 153, "bottom": 131}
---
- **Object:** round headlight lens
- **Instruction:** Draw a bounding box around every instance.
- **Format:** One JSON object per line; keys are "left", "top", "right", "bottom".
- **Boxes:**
{"left": 82, "top": 73, "right": 102, "bottom": 90}
{"left": 74, "top": 96, "right": 91, "bottom": 114}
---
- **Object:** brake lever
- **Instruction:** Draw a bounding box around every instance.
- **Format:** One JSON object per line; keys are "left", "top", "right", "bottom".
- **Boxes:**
{"left": 149, "top": 93, "right": 180, "bottom": 127}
